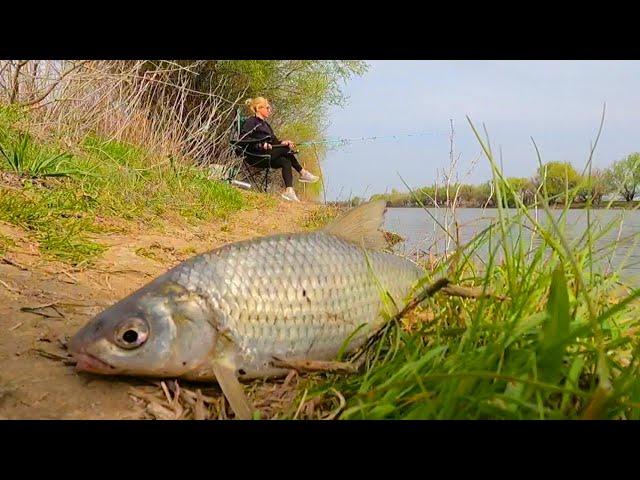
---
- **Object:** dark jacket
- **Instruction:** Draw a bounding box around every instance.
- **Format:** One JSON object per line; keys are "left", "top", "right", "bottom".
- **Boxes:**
{"left": 239, "top": 116, "right": 281, "bottom": 153}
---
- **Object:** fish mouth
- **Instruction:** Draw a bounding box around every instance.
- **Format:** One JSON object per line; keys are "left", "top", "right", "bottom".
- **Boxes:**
{"left": 72, "top": 352, "right": 117, "bottom": 374}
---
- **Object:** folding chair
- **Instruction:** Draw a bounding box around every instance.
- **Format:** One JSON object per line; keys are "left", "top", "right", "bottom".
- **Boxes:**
{"left": 228, "top": 108, "right": 275, "bottom": 193}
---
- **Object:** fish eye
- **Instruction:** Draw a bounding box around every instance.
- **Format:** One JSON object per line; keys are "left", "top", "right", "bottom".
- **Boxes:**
{"left": 114, "top": 317, "right": 149, "bottom": 349}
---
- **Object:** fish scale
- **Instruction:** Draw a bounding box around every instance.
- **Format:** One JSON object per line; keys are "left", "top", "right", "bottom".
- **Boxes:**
{"left": 165, "top": 231, "right": 424, "bottom": 376}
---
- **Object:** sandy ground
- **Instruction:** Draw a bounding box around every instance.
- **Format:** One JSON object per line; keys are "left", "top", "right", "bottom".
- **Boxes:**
{"left": 0, "top": 198, "right": 325, "bottom": 419}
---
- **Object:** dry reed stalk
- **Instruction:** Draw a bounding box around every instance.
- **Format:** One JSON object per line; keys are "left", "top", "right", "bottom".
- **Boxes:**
{"left": 0, "top": 60, "right": 246, "bottom": 169}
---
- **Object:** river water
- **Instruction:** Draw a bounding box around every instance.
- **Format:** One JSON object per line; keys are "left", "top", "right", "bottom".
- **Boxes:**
{"left": 383, "top": 207, "right": 640, "bottom": 284}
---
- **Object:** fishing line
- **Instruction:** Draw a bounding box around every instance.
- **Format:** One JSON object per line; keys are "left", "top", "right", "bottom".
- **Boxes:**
{"left": 296, "top": 130, "right": 448, "bottom": 148}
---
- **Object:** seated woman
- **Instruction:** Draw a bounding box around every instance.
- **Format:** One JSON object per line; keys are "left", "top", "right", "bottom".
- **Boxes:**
{"left": 240, "top": 97, "right": 319, "bottom": 202}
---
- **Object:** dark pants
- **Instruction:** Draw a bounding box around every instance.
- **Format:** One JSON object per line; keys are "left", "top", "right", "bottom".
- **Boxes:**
{"left": 246, "top": 146, "right": 302, "bottom": 188}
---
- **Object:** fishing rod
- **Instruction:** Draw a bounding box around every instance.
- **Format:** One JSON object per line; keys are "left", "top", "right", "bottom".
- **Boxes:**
{"left": 295, "top": 130, "right": 446, "bottom": 148}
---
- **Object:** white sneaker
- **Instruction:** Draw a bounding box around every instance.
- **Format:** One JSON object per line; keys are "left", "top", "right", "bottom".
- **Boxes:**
{"left": 299, "top": 169, "right": 319, "bottom": 183}
{"left": 281, "top": 187, "right": 300, "bottom": 202}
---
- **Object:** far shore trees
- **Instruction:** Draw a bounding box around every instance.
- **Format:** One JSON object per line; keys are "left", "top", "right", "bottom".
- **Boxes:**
{"left": 360, "top": 155, "right": 640, "bottom": 208}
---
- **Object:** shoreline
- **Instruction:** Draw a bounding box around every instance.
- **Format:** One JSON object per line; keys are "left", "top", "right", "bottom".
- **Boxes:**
{"left": 376, "top": 203, "right": 640, "bottom": 210}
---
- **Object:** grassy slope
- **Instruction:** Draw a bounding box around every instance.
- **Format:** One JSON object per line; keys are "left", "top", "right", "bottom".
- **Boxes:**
{"left": 0, "top": 107, "right": 250, "bottom": 266}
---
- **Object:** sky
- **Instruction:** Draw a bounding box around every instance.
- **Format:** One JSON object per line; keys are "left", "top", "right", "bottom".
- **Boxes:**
{"left": 319, "top": 60, "right": 640, "bottom": 201}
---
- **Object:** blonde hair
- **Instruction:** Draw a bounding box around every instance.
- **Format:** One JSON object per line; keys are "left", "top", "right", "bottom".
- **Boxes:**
{"left": 245, "top": 96, "right": 269, "bottom": 115}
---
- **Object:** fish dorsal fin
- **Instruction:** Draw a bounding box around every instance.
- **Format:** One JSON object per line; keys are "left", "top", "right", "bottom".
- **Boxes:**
{"left": 322, "top": 200, "right": 388, "bottom": 250}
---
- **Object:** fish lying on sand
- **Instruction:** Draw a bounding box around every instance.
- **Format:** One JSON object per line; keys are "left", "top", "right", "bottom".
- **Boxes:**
{"left": 69, "top": 200, "right": 426, "bottom": 419}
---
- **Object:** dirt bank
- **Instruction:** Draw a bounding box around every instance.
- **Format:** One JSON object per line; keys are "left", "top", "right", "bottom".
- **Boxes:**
{"left": 0, "top": 198, "right": 327, "bottom": 419}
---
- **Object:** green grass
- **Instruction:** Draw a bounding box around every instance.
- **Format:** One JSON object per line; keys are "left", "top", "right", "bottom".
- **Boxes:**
{"left": 0, "top": 133, "right": 85, "bottom": 178}
{"left": 0, "top": 114, "right": 248, "bottom": 265}
{"left": 76, "top": 135, "right": 245, "bottom": 224}
{"left": 0, "top": 106, "right": 88, "bottom": 179}
{"left": 0, "top": 233, "right": 16, "bottom": 256}
{"left": 0, "top": 184, "right": 106, "bottom": 266}
{"left": 0, "top": 104, "right": 26, "bottom": 142}
{"left": 294, "top": 117, "right": 640, "bottom": 420}
{"left": 301, "top": 205, "right": 340, "bottom": 230}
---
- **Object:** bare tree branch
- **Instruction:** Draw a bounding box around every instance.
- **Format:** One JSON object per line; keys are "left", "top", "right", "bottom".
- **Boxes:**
{"left": 9, "top": 60, "right": 28, "bottom": 103}
{"left": 20, "top": 60, "right": 89, "bottom": 108}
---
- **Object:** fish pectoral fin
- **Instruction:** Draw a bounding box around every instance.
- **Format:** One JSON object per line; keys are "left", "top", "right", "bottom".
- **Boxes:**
{"left": 211, "top": 359, "right": 254, "bottom": 420}
{"left": 271, "top": 356, "right": 362, "bottom": 374}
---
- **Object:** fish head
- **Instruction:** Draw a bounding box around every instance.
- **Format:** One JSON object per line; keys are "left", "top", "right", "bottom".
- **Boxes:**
{"left": 69, "top": 280, "right": 218, "bottom": 378}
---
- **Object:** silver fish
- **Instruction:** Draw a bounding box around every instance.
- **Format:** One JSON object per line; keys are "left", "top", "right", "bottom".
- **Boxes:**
{"left": 69, "top": 200, "right": 425, "bottom": 418}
